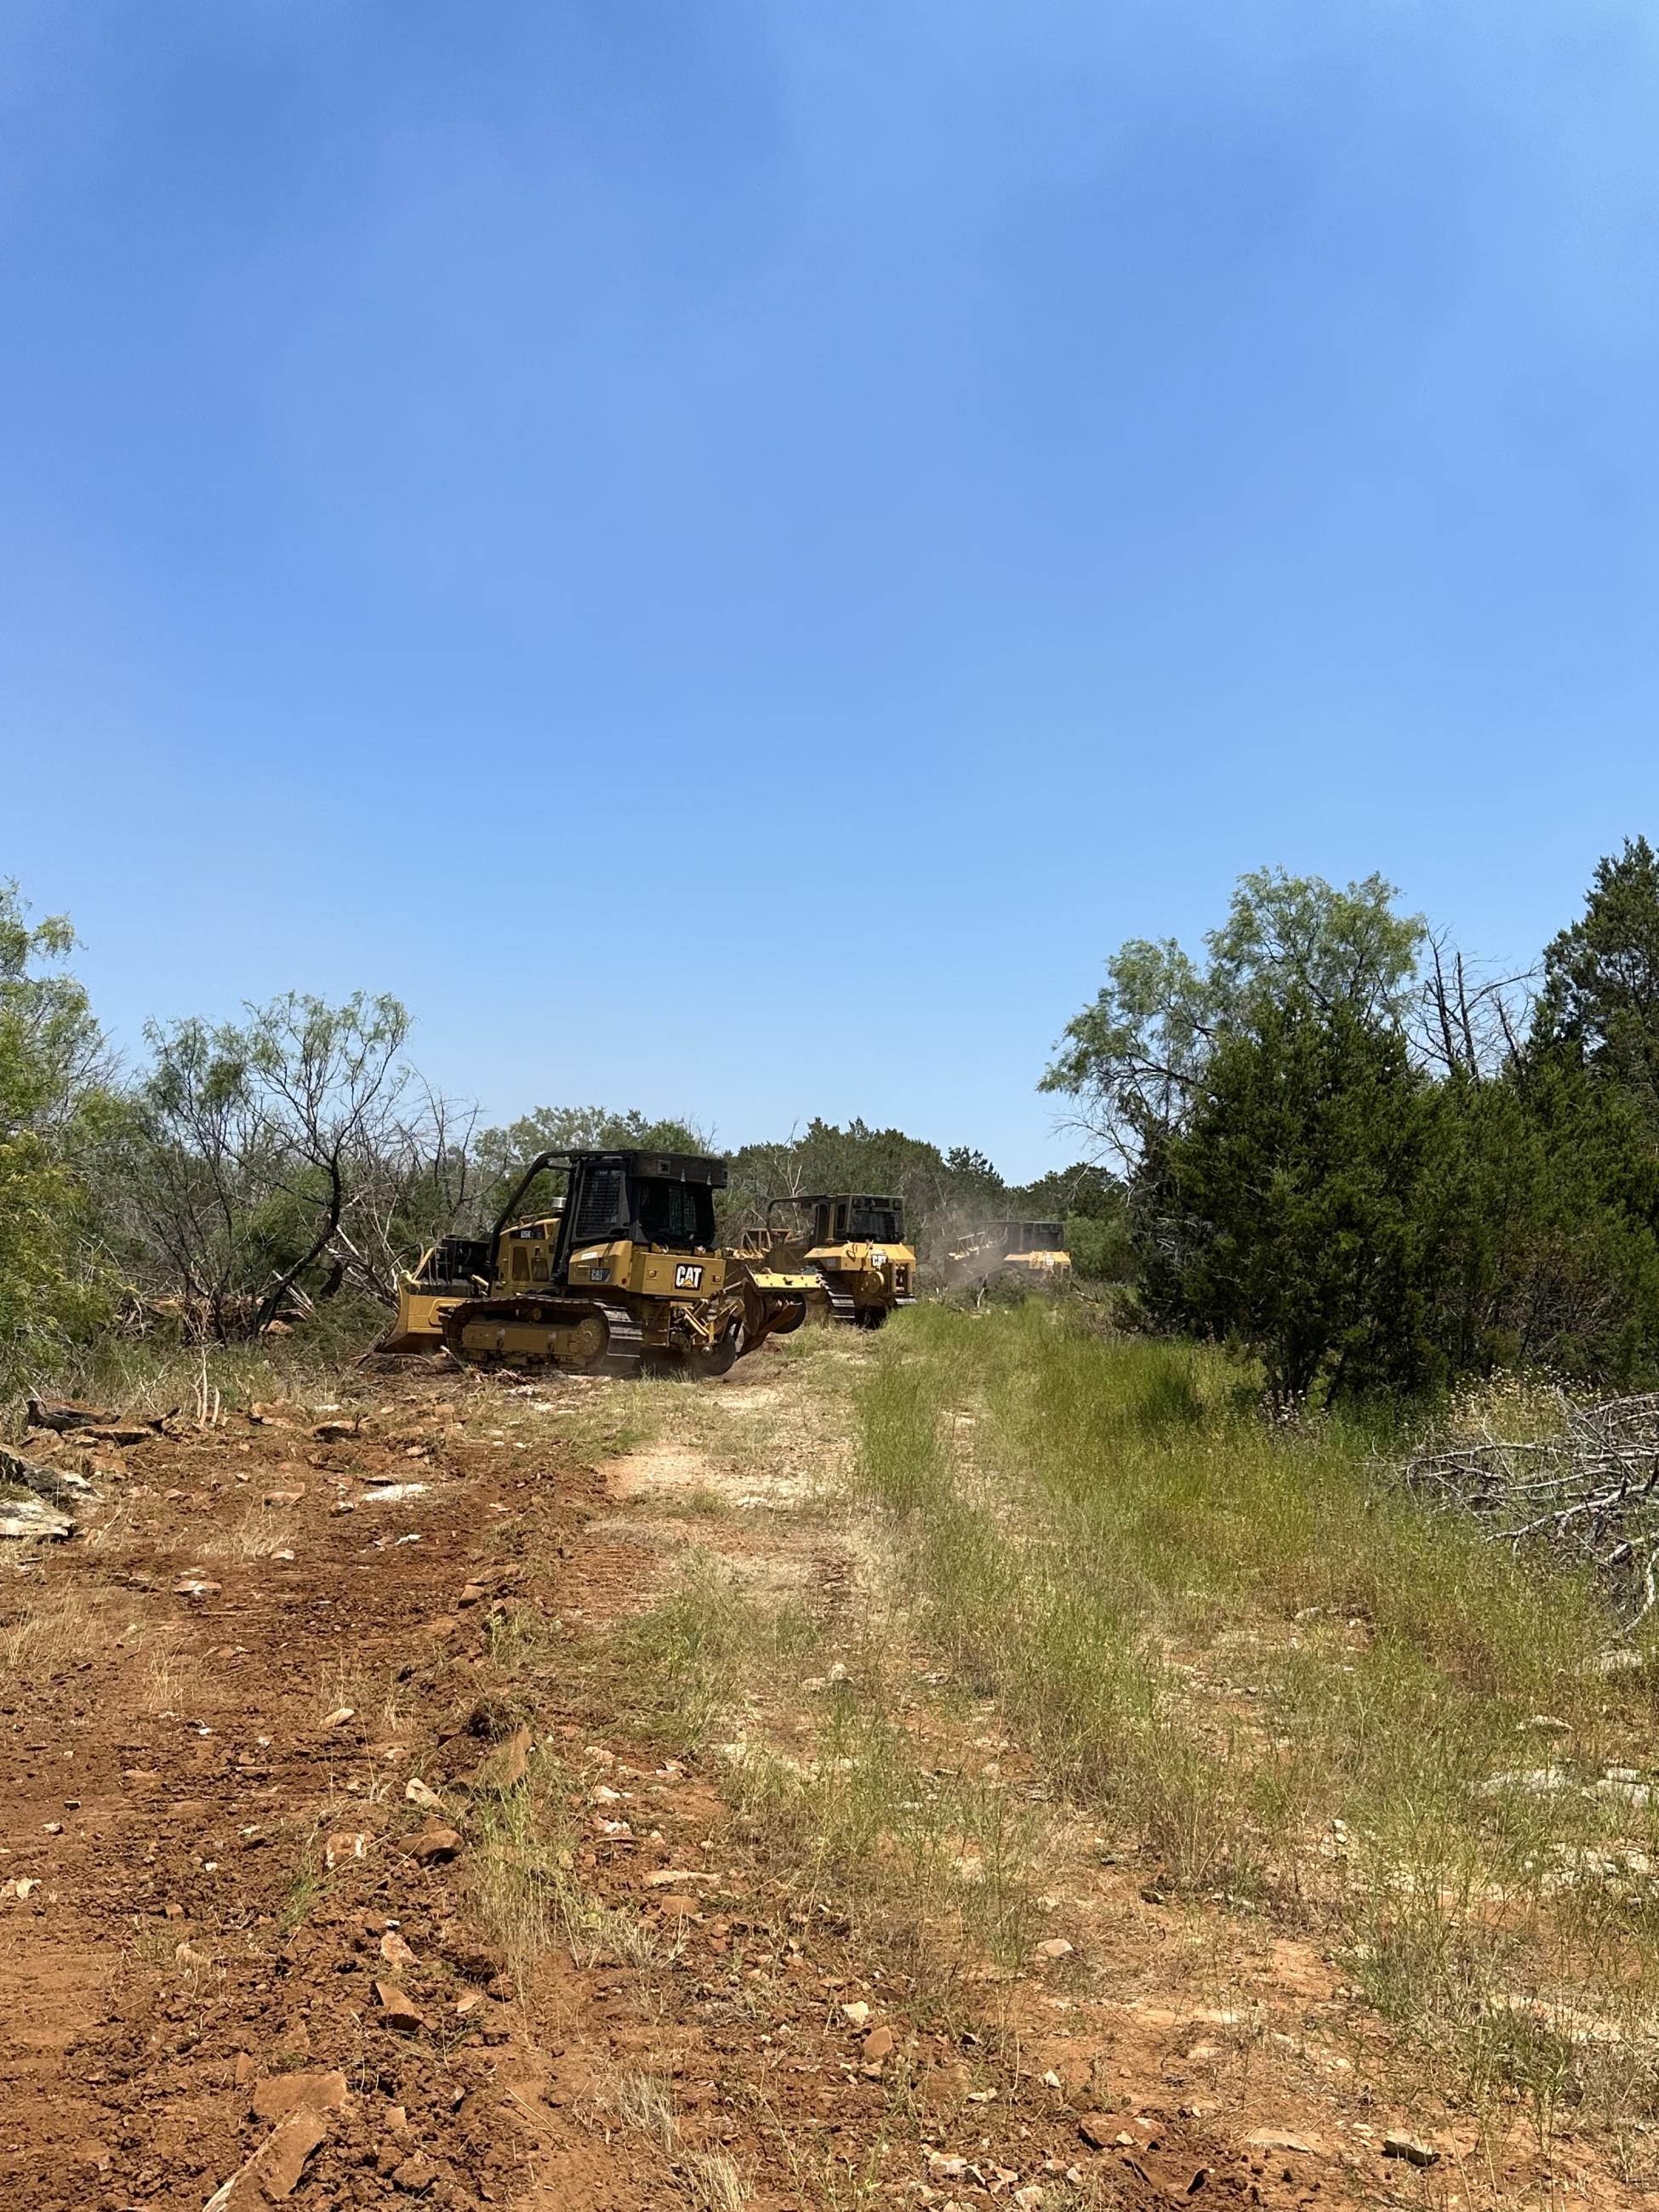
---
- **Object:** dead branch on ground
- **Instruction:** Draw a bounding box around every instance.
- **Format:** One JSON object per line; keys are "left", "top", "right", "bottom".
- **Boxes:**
{"left": 1405, "top": 1391, "right": 1659, "bottom": 1630}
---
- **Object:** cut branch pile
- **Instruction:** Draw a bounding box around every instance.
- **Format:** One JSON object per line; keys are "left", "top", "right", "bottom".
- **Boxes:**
{"left": 1405, "top": 1392, "right": 1659, "bottom": 1630}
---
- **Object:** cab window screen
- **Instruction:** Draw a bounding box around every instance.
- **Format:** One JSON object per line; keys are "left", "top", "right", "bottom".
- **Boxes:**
{"left": 634, "top": 1177, "right": 715, "bottom": 1249}
{"left": 848, "top": 1204, "right": 898, "bottom": 1240}
{"left": 572, "top": 1166, "right": 627, "bottom": 1243}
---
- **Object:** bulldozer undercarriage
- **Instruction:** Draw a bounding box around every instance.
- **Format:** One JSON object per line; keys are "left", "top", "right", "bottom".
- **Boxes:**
{"left": 436, "top": 1291, "right": 783, "bottom": 1381}
{"left": 440, "top": 1296, "right": 649, "bottom": 1377}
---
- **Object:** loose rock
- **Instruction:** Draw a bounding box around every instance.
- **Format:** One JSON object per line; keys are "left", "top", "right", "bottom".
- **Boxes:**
{"left": 1477, "top": 1766, "right": 1571, "bottom": 1798}
{"left": 251, "top": 2070, "right": 351, "bottom": 2122}
{"left": 391, "top": 2152, "right": 436, "bottom": 2195}
{"left": 407, "top": 1821, "right": 462, "bottom": 1865}
{"left": 203, "top": 2109, "right": 328, "bottom": 2209}
{"left": 1, "top": 1440, "right": 95, "bottom": 1505}
{"left": 375, "top": 1981, "right": 426, "bottom": 2034}
{"left": 1382, "top": 2133, "right": 1438, "bottom": 2168}
{"left": 0, "top": 1494, "right": 76, "bottom": 1542}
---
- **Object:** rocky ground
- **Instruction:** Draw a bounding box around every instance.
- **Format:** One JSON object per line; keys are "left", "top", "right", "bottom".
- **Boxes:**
{"left": 0, "top": 1337, "right": 1636, "bottom": 2211}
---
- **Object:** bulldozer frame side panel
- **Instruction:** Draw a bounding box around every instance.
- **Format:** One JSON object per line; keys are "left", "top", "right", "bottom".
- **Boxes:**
{"left": 560, "top": 1237, "right": 730, "bottom": 1302}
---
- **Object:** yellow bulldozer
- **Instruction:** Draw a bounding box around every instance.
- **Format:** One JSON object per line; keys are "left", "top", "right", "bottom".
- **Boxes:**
{"left": 737, "top": 1193, "right": 917, "bottom": 1328}
{"left": 384, "top": 1149, "right": 818, "bottom": 1378}
{"left": 946, "top": 1219, "right": 1072, "bottom": 1291}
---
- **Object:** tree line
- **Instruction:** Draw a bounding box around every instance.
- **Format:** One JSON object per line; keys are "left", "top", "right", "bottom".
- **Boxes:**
{"left": 14, "top": 841, "right": 1651, "bottom": 1408}
{"left": 0, "top": 885, "right": 1113, "bottom": 1388}
{"left": 1042, "top": 841, "right": 1659, "bottom": 1406}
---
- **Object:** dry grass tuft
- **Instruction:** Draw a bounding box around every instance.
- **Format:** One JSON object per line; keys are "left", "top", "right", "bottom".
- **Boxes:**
{"left": 594, "top": 2072, "right": 747, "bottom": 2209}
{"left": 196, "top": 1503, "right": 299, "bottom": 1559}
{"left": 469, "top": 1761, "right": 676, "bottom": 1983}
{"left": 0, "top": 1576, "right": 99, "bottom": 1690}
{"left": 681, "top": 2149, "right": 746, "bottom": 2212}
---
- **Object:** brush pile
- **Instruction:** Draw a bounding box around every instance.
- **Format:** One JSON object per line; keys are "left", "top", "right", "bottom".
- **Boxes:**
{"left": 1405, "top": 1391, "right": 1659, "bottom": 1629}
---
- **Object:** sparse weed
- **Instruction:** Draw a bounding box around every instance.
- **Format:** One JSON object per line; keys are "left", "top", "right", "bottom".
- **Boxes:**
{"left": 276, "top": 1844, "right": 324, "bottom": 1934}
{"left": 197, "top": 1502, "right": 298, "bottom": 1559}
{"left": 676, "top": 1488, "right": 731, "bottom": 1519}
{"left": 470, "top": 1761, "right": 674, "bottom": 1982}
{"left": 140, "top": 1624, "right": 192, "bottom": 1713}
{"left": 853, "top": 1302, "right": 1659, "bottom": 2141}
{"left": 130, "top": 1919, "right": 184, "bottom": 1964}
{"left": 595, "top": 2074, "right": 746, "bottom": 2210}
{"left": 595, "top": 1557, "right": 820, "bottom": 1746}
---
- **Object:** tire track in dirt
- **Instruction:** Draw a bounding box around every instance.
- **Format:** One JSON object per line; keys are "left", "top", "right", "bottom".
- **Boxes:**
{"left": 0, "top": 1381, "right": 653, "bottom": 2211}
{"left": 6, "top": 1341, "right": 1557, "bottom": 2212}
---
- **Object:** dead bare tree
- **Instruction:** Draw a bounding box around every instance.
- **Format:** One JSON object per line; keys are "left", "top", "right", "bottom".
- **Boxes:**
{"left": 1414, "top": 931, "right": 1536, "bottom": 1082}
{"left": 322, "top": 1081, "right": 478, "bottom": 1303}
{"left": 244, "top": 993, "right": 412, "bottom": 1331}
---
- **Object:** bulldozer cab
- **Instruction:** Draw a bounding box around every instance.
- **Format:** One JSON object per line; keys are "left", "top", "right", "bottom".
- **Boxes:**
{"left": 507, "top": 1150, "right": 722, "bottom": 1280}
{"left": 570, "top": 1152, "right": 716, "bottom": 1251}
{"left": 1000, "top": 1221, "right": 1063, "bottom": 1256}
{"left": 786, "top": 1194, "right": 905, "bottom": 1246}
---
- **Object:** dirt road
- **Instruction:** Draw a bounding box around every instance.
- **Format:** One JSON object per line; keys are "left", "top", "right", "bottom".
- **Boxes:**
{"left": 0, "top": 1338, "right": 1612, "bottom": 2212}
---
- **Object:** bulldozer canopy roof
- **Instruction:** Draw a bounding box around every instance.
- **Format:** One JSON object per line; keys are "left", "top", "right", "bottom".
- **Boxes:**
{"left": 567, "top": 1149, "right": 728, "bottom": 1188}
{"left": 789, "top": 1192, "right": 900, "bottom": 1207}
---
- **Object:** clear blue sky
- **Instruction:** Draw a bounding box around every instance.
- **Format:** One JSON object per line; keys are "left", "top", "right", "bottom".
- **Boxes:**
{"left": 3, "top": 3, "right": 1656, "bottom": 1179}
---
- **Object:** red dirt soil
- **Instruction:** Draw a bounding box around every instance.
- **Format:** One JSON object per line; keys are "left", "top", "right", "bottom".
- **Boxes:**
{"left": 0, "top": 1368, "right": 1628, "bottom": 2212}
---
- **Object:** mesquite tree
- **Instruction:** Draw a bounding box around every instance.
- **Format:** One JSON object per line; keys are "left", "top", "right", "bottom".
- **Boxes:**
{"left": 0, "top": 885, "right": 119, "bottom": 1382}
{"left": 126, "top": 992, "right": 458, "bottom": 1338}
